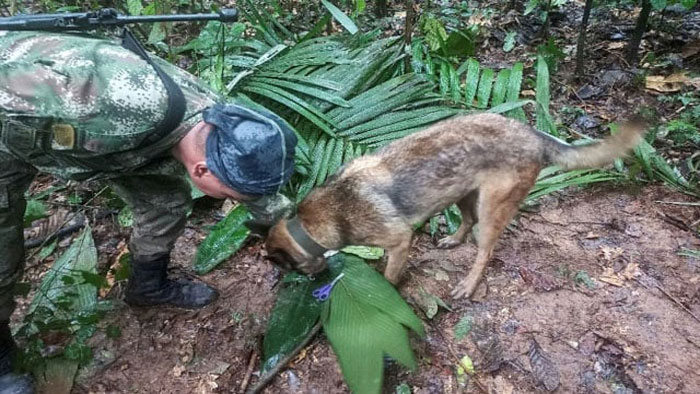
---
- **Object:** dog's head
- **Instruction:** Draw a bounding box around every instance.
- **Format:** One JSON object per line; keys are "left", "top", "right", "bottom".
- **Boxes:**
{"left": 265, "top": 218, "right": 328, "bottom": 275}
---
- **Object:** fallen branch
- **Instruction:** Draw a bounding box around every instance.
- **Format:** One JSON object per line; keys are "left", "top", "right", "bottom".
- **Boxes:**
{"left": 240, "top": 340, "right": 260, "bottom": 393}
{"left": 653, "top": 282, "right": 700, "bottom": 324}
{"left": 246, "top": 321, "right": 322, "bottom": 394}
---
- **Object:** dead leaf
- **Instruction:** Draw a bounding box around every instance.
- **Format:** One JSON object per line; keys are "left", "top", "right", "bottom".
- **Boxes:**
{"left": 521, "top": 89, "right": 536, "bottom": 97}
{"left": 528, "top": 339, "right": 560, "bottom": 392}
{"left": 489, "top": 375, "right": 514, "bottom": 394}
{"left": 621, "top": 263, "right": 641, "bottom": 280}
{"left": 519, "top": 267, "right": 564, "bottom": 292}
{"left": 172, "top": 364, "right": 186, "bottom": 377}
{"left": 608, "top": 42, "right": 625, "bottom": 50}
{"left": 682, "top": 39, "right": 700, "bottom": 59}
{"left": 599, "top": 246, "right": 624, "bottom": 263}
{"left": 645, "top": 73, "right": 700, "bottom": 93}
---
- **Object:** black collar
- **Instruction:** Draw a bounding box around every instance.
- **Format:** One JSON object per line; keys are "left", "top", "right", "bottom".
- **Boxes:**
{"left": 286, "top": 216, "right": 328, "bottom": 257}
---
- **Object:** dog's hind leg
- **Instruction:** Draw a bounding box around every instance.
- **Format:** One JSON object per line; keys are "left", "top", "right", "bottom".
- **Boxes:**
{"left": 437, "top": 189, "right": 479, "bottom": 249}
{"left": 451, "top": 170, "right": 538, "bottom": 299}
{"left": 383, "top": 231, "right": 414, "bottom": 285}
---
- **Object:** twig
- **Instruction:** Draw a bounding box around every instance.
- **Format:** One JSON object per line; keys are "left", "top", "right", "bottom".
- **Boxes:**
{"left": 246, "top": 321, "right": 322, "bottom": 394}
{"left": 654, "top": 200, "right": 700, "bottom": 207}
{"left": 240, "top": 342, "right": 260, "bottom": 393}
{"left": 652, "top": 281, "right": 700, "bottom": 324}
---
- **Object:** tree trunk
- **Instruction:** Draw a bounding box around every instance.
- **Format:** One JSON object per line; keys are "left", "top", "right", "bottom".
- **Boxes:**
{"left": 404, "top": 0, "right": 415, "bottom": 70}
{"left": 626, "top": 0, "right": 652, "bottom": 64}
{"left": 375, "top": 0, "right": 388, "bottom": 17}
{"left": 575, "top": 0, "right": 595, "bottom": 77}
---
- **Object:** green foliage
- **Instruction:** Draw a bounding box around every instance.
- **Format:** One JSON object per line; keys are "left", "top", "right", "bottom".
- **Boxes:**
{"left": 261, "top": 258, "right": 343, "bottom": 373}
{"left": 322, "top": 255, "right": 424, "bottom": 394}
{"left": 454, "top": 315, "right": 473, "bottom": 340}
{"left": 396, "top": 383, "right": 412, "bottom": 394}
{"left": 262, "top": 253, "right": 424, "bottom": 394}
{"left": 15, "top": 226, "right": 112, "bottom": 373}
{"left": 503, "top": 31, "right": 517, "bottom": 53}
{"left": 24, "top": 199, "right": 47, "bottom": 227}
{"left": 194, "top": 204, "right": 251, "bottom": 274}
{"left": 322, "top": 0, "right": 359, "bottom": 34}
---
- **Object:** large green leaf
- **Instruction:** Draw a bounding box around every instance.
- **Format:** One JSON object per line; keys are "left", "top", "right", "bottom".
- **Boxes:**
{"left": 23, "top": 199, "right": 47, "bottom": 227}
{"left": 261, "top": 273, "right": 323, "bottom": 373}
{"left": 535, "top": 55, "right": 557, "bottom": 135}
{"left": 29, "top": 226, "right": 98, "bottom": 317}
{"left": 323, "top": 255, "right": 424, "bottom": 394}
{"left": 193, "top": 205, "right": 251, "bottom": 274}
{"left": 322, "top": 0, "right": 359, "bottom": 34}
{"left": 262, "top": 255, "right": 345, "bottom": 373}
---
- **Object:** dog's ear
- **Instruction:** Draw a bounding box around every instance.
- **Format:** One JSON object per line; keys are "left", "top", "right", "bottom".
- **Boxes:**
{"left": 244, "top": 219, "right": 274, "bottom": 238}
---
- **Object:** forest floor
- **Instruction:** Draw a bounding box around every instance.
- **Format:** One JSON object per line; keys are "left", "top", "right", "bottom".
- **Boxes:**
{"left": 11, "top": 0, "right": 700, "bottom": 393}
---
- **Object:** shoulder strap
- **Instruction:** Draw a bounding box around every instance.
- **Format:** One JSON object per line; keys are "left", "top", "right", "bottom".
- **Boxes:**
{"left": 120, "top": 29, "right": 186, "bottom": 147}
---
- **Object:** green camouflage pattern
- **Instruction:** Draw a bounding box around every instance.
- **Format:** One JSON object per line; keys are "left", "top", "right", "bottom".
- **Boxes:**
{"left": 0, "top": 30, "right": 224, "bottom": 180}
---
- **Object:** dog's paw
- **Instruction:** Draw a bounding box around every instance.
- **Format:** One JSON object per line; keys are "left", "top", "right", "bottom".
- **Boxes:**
{"left": 437, "top": 236, "right": 462, "bottom": 249}
{"left": 451, "top": 278, "right": 478, "bottom": 299}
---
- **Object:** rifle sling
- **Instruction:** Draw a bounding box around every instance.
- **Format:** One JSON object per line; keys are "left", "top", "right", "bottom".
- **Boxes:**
{"left": 121, "top": 29, "right": 186, "bottom": 147}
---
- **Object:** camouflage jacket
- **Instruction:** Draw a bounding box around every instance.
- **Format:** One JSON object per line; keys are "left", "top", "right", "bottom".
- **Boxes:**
{"left": 0, "top": 30, "right": 224, "bottom": 180}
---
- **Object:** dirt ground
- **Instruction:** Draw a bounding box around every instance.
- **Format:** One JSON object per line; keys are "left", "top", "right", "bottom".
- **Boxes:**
{"left": 49, "top": 184, "right": 696, "bottom": 394}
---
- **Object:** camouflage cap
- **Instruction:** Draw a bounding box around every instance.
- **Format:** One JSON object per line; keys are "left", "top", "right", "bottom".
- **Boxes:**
{"left": 203, "top": 104, "right": 296, "bottom": 196}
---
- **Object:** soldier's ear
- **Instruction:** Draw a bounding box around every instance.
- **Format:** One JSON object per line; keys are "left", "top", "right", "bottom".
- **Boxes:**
{"left": 192, "top": 161, "right": 209, "bottom": 178}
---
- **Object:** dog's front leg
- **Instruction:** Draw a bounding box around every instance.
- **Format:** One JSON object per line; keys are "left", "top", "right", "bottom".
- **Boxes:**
{"left": 383, "top": 236, "right": 413, "bottom": 285}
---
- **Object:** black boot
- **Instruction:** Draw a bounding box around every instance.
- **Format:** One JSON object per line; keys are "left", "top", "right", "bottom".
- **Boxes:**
{"left": 124, "top": 254, "right": 219, "bottom": 309}
{"left": 0, "top": 323, "right": 34, "bottom": 394}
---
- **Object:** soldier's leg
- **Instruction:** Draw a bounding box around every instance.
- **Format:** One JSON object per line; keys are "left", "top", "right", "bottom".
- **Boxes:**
{"left": 107, "top": 174, "right": 217, "bottom": 309}
{"left": 0, "top": 151, "right": 36, "bottom": 393}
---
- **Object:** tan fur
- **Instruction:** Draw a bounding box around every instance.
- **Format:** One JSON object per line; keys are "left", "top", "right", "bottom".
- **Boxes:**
{"left": 265, "top": 113, "right": 646, "bottom": 299}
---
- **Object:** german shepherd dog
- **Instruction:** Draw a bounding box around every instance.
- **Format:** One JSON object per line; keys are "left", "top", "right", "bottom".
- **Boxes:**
{"left": 264, "top": 113, "right": 645, "bottom": 298}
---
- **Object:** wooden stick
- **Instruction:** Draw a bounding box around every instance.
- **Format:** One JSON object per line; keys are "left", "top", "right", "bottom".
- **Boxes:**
{"left": 240, "top": 344, "right": 260, "bottom": 393}
{"left": 246, "top": 321, "right": 322, "bottom": 394}
{"left": 654, "top": 282, "right": 700, "bottom": 324}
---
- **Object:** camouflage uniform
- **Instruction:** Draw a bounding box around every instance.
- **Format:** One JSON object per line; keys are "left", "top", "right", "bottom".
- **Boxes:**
{"left": 0, "top": 31, "right": 223, "bottom": 321}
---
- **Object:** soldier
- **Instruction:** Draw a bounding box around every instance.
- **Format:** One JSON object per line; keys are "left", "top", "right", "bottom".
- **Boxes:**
{"left": 0, "top": 31, "right": 296, "bottom": 393}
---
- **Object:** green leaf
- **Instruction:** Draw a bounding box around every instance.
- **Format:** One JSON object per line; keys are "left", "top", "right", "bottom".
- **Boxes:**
{"left": 117, "top": 206, "right": 133, "bottom": 228}
{"left": 193, "top": 205, "right": 251, "bottom": 274}
{"left": 262, "top": 273, "right": 323, "bottom": 373}
{"left": 263, "top": 257, "right": 345, "bottom": 373}
{"left": 28, "top": 226, "right": 98, "bottom": 319}
{"left": 64, "top": 342, "right": 92, "bottom": 365}
{"left": 503, "top": 31, "right": 517, "bottom": 52}
{"left": 396, "top": 382, "right": 412, "bottom": 394}
{"left": 681, "top": 0, "right": 697, "bottom": 8}
{"left": 454, "top": 315, "right": 473, "bottom": 340}
{"left": 79, "top": 272, "right": 108, "bottom": 289}
{"left": 341, "top": 246, "right": 385, "bottom": 260}
{"left": 464, "top": 58, "right": 480, "bottom": 106}
{"left": 37, "top": 239, "right": 58, "bottom": 260}
{"left": 650, "top": 0, "right": 667, "bottom": 10}
{"left": 476, "top": 68, "right": 495, "bottom": 109}
{"left": 535, "top": 55, "right": 556, "bottom": 135}
{"left": 322, "top": 0, "right": 359, "bottom": 34}
{"left": 322, "top": 254, "right": 424, "bottom": 394}
{"left": 506, "top": 62, "right": 526, "bottom": 120}
{"left": 525, "top": 0, "right": 539, "bottom": 15}
{"left": 147, "top": 22, "right": 166, "bottom": 44}
{"left": 491, "top": 69, "right": 511, "bottom": 107}
{"left": 126, "top": 0, "right": 143, "bottom": 15}
{"left": 24, "top": 199, "right": 46, "bottom": 227}
{"left": 106, "top": 324, "right": 121, "bottom": 339}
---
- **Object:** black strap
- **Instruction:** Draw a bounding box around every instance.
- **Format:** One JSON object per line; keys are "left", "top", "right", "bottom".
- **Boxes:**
{"left": 121, "top": 29, "right": 186, "bottom": 146}
{"left": 286, "top": 217, "right": 328, "bottom": 257}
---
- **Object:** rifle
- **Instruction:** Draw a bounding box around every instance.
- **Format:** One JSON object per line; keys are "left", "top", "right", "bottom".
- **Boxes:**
{"left": 0, "top": 7, "right": 238, "bottom": 31}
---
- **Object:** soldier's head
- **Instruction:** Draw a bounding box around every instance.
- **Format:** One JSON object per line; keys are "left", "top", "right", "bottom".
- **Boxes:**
{"left": 175, "top": 104, "right": 297, "bottom": 202}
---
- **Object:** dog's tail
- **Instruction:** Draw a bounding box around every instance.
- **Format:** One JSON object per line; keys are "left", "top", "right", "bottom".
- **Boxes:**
{"left": 540, "top": 119, "right": 646, "bottom": 170}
